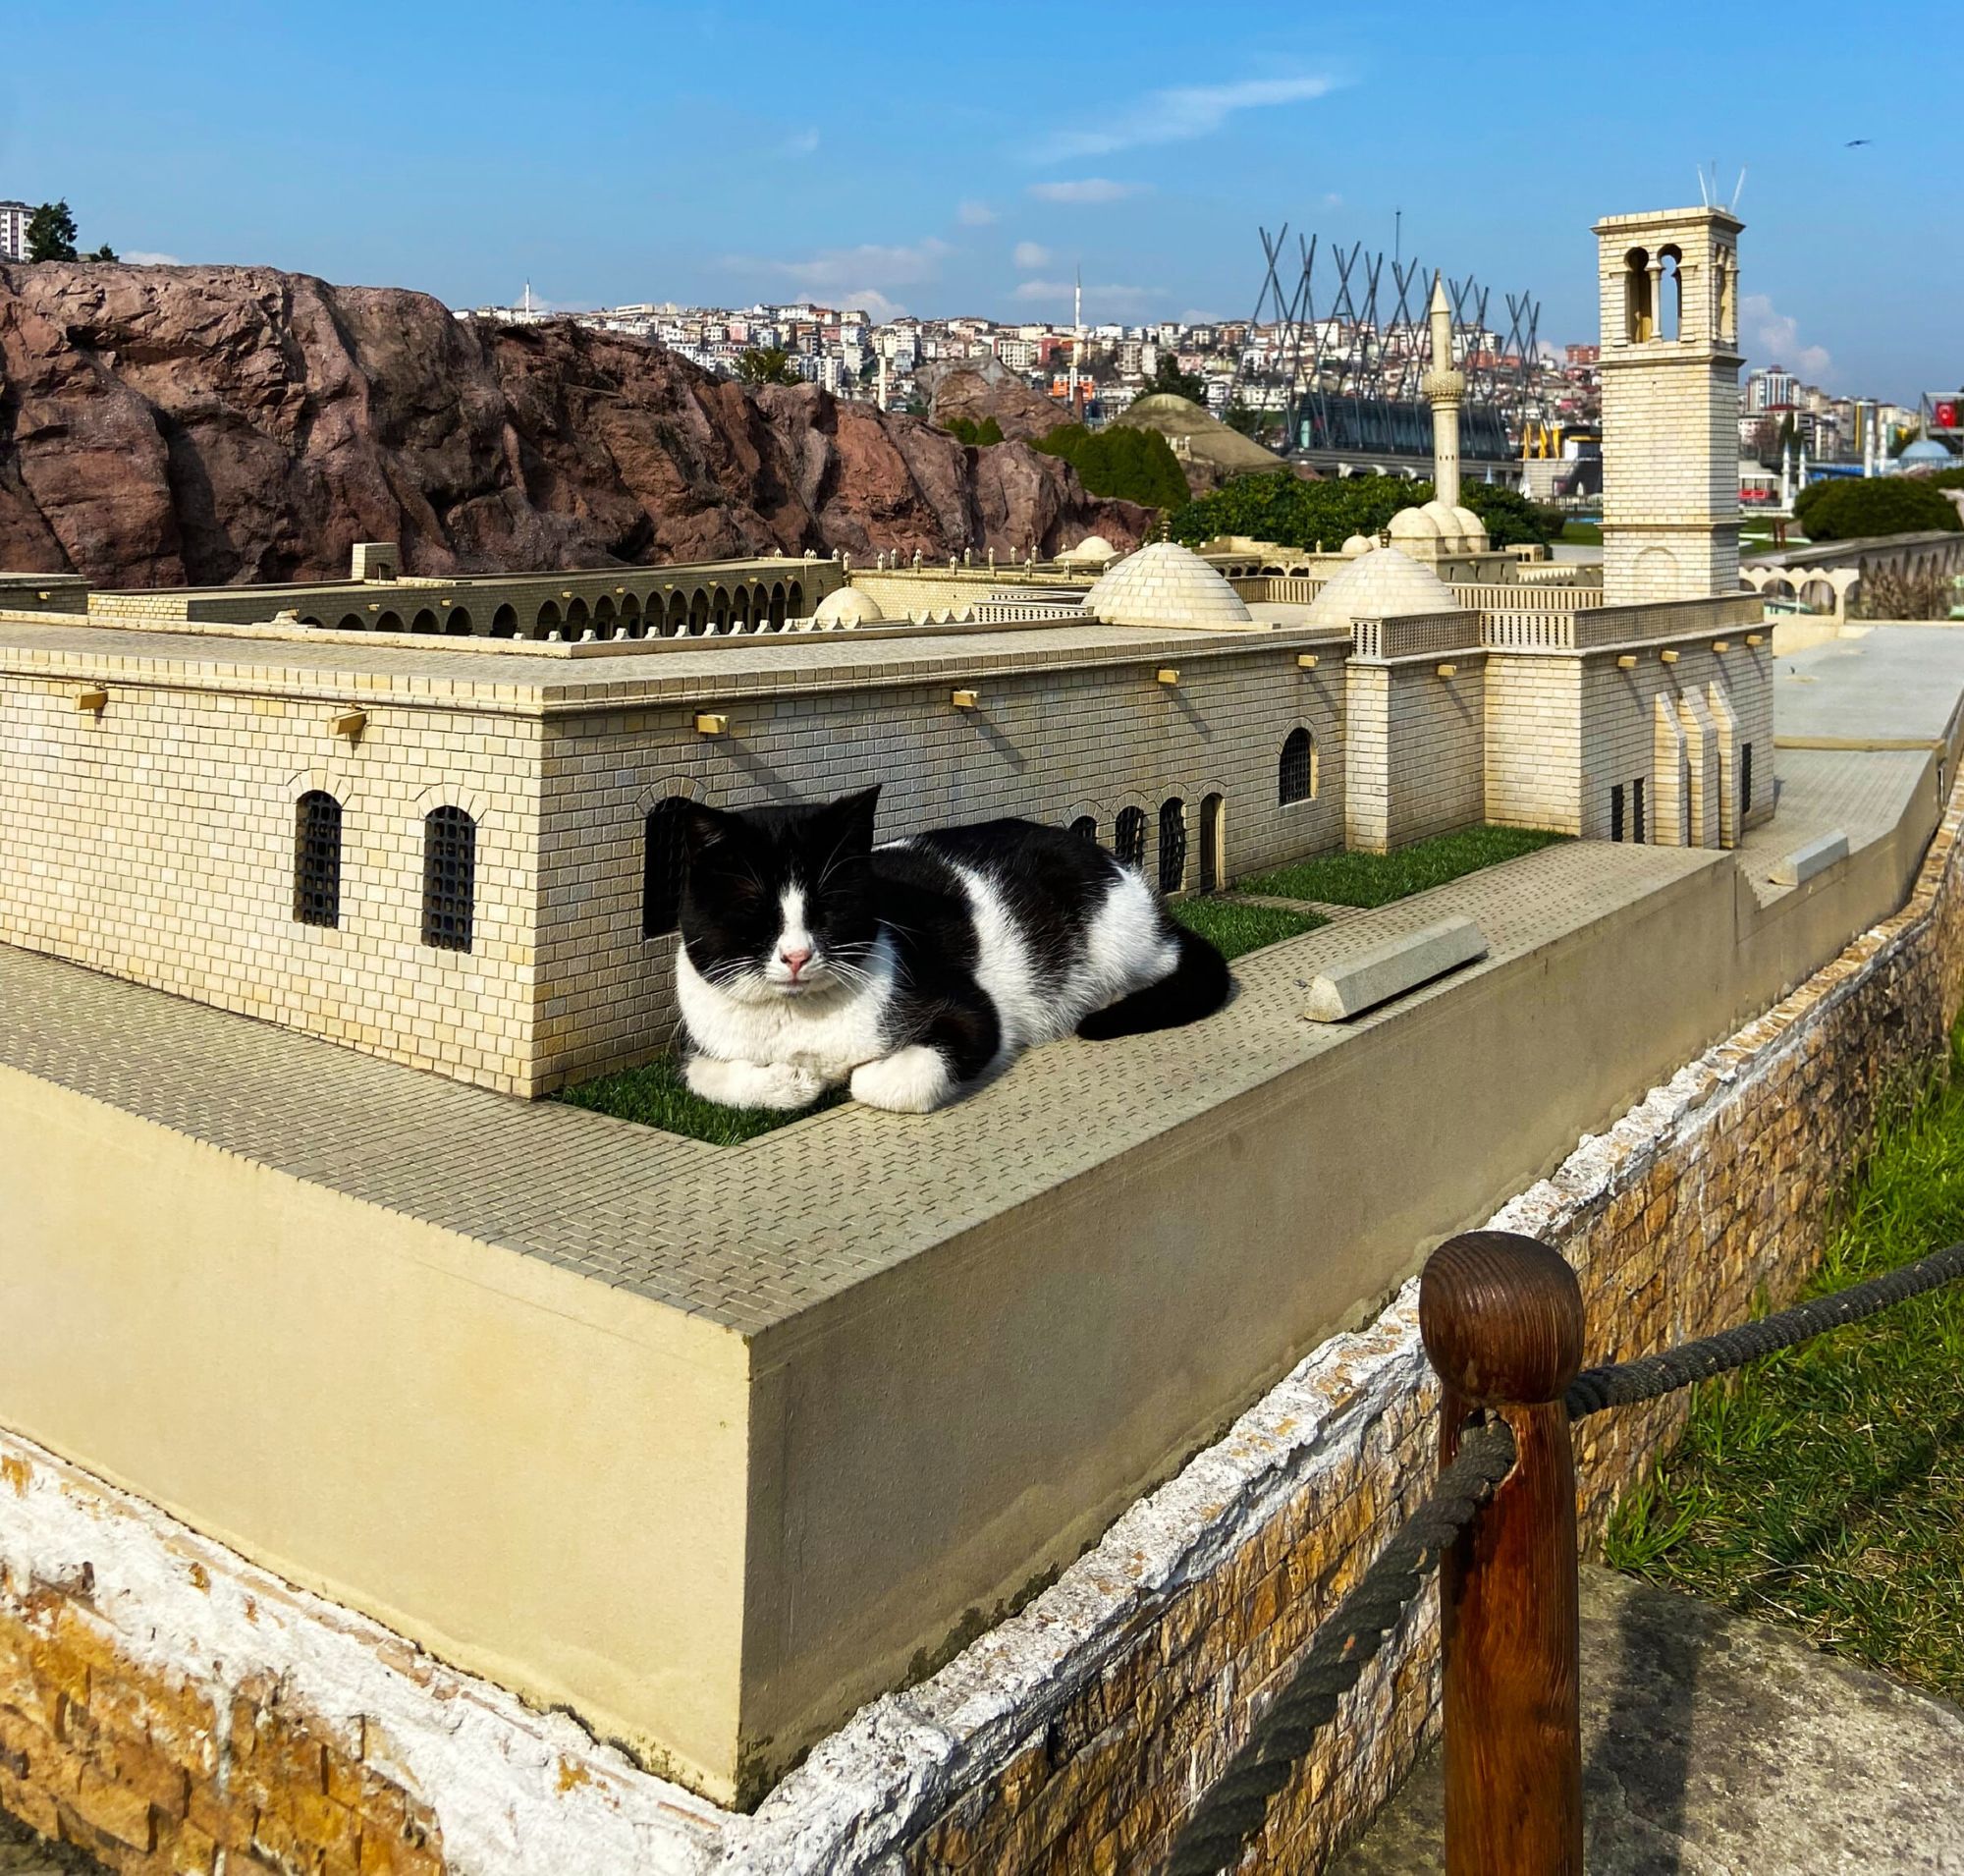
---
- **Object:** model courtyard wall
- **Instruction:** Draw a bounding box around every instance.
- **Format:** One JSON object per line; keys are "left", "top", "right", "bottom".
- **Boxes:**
{"left": 2, "top": 754, "right": 1958, "bottom": 1875}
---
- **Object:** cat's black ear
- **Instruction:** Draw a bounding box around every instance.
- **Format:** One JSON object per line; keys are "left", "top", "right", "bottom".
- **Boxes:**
{"left": 822, "top": 784, "right": 881, "bottom": 855}
{"left": 681, "top": 800, "right": 738, "bottom": 857}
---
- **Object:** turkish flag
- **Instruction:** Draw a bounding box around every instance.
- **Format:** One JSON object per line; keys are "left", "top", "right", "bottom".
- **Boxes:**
{"left": 1937, "top": 401, "right": 1960, "bottom": 431}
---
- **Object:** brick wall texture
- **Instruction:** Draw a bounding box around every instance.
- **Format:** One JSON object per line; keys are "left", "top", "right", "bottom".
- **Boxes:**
{"left": 0, "top": 1568, "right": 443, "bottom": 1876}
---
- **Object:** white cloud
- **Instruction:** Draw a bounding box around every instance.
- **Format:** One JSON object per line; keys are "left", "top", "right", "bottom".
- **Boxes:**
{"left": 838, "top": 288, "right": 907, "bottom": 320}
{"left": 956, "top": 199, "right": 999, "bottom": 226}
{"left": 1014, "top": 279, "right": 1161, "bottom": 315}
{"left": 782, "top": 130, "right": 821, "bottom": 157}
{"left": 1012, "top": 241, "right": 1052, "bottom": 270}
{"left": 1031, "top": 74, "right": 1337, "bottom": 162}
{"left": 723, "top": 238, "right": 953, "bottom": 299}
{"left": 122, "top": 249, "right": 181, "bottom": 266}
{"left": 1741, "top": 292, "right": 1831, "bottom": 381}
{"left": 1026, "top": 178, "right": 1144, "bottom": 206}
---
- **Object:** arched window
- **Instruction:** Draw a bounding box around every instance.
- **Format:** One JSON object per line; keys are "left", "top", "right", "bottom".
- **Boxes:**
{"left": 421, "top": 807, "right": 476, "bottom": 951}
{"left": 788, "top": 579, "right": 804, "bottom": 617}
{"left": 336, "top": 613, "right": 364, "bottom": 632}
{"left": 445, "top": 607, "right": 472, "bottom": 635}
{"left": 1158, "top": 799, "right": 1186, "bottom": 895}
{"left": 1198, "top": 794, "right": 1224, "bottom": 894}
{"left": 490, "top": 604, "right": 518, "bottom": 637}
{"left": 1280, "top": 728, "right": 1315, "bottom": 805}
{"left": 1624, "top": 247, "right": 1654, "bottom": 343}
{"left": 293, "top": 792, "right": 343, "bottom": 927}
{"left": 643, "top": 798, "right": 691, "bottom": 938}
{"left": 535, "top": 601, "right": 561, "bottom": 638}
{"left": 1068, "top": 814, "right": 1099, "bottom": 845}
{"left": 376, "top": 610, "right": 404, "bottom": 633}
{"left": 1658, "top": 246, "right": 1682, "bottom": 341}
{"left": 1115, "top": 805, "right": 1147, "bottom": 870}
{"left": 410, "top": 608, "right": 440, "bottom": 634}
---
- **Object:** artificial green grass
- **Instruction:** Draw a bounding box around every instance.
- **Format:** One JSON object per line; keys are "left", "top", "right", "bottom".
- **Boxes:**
{"left": 556, "top": 1054, "right": 842, "bottom": 1144}
{"left": 1172, "top": 895, "right": 1325, "bottom": 960}
{"left": 1242, "top": 825, "right": 1570, "bottom": 910}
{"left": 1559, "top": 520, "right": 1602, "bottom": 545}
{"left": 1607, "top": 1029, "right": 1964, "bottom": 1702}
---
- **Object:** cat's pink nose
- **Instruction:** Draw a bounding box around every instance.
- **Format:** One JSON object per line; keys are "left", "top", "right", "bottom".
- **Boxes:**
{"left": 780, "top": 946, "right": 813, "bottom": 979}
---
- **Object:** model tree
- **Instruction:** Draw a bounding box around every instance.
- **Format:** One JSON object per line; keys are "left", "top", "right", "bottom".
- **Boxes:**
{"left": 25, "top": 200, "right": 79, "bottom": 262}
{"left": 736, "top": 347, "right": 801, "bottom": 387}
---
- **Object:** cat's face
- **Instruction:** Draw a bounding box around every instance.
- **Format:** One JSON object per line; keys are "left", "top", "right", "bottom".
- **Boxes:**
{"left": 679, "top": 787, "right": 882, "bottom": 1004}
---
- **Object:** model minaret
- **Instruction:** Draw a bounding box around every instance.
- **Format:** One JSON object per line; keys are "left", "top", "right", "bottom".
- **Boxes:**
{"left": 1421, "top": 274, "right": 1462, "bottom": 506}
{"left": 1069, "top": 266, "right": 1082, "bottom": 416}
{"left": 1595, "top": 206, "right": 1744, "bottom": 604}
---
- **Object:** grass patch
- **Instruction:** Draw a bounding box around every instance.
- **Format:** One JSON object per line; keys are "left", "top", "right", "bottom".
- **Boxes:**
{"left": 556, "top": 1054, "right": 843, "bottom": 1145}
{"left": 1560, "top": 520, "right": 1602, "bottom": 545}
{"left": 1606, "top": 1029, "right": 1964, "bottom": 1701}
{"left": 1173, "top": 896, "right": 1325, "bottom": 960}
{"left": 1241, "top": 825, "right": 1570, "bottom": 910}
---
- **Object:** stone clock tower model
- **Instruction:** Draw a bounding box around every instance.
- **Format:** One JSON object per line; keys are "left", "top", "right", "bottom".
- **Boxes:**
{"left": 1594, "top": 205, "right": 1744, "bottom": 606}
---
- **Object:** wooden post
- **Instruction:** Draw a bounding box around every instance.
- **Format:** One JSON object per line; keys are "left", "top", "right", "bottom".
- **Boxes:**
{"left": 1419, "top": 1231, "right": 1585, "bottom": 1876}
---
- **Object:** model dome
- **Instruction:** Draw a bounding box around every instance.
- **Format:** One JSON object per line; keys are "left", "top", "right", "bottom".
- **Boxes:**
{"left": 1388, "top": 506, "right": 1442, "bottom": 545}
{"left": 812, "top": 585, "right": 884, "bottom": 628}
{"left": 1895, "top": 438, "right": 1956, "bottom": 471}
{"left": 1306, "top": 545, "right": 1459, "bottom": 627}
{"left": 1340, "top": 533, "right": 1375, "bottom": 558}
{"left": 1450, "top": 504, "right": 1490, "bottom": 547}
{"left": 1081, "top": 540, "right": 1255, "bottom": 629}
{"left": 1057, "top": 534, "right": 1118, "bottom": 566}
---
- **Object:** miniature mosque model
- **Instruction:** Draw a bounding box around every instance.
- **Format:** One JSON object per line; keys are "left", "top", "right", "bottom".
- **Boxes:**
{"left": 0, "top": 204, "right": 1770, "bottom": 1099}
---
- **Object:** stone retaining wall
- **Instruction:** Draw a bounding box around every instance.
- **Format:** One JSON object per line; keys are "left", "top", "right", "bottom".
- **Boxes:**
{"left": 3, "top": 779, "right": 1962, "bottom": 1874}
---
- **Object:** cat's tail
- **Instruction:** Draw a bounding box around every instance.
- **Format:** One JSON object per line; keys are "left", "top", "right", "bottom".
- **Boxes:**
{"left": 1076, "top": 924, "right": 1230, "bottom": 1041}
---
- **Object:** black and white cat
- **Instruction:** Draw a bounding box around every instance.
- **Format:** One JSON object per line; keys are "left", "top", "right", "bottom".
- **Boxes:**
{"left": 675, "top": 787, "right": 1229, "bottom": 1114}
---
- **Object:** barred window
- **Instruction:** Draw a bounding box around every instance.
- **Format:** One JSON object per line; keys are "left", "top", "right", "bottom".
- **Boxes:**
{"left": 1068, "top": 815, "right": 1099, "bottom": 845}
{"left": 1633, "top": 777, "right": 1648, "bottom": 844}
{"left": 293, "top": 791, "right": 342, "bottom": 927}
{"left": 643, "top": 798, "right": 691, "bottom": 938}
{"left": 1280, "top": 728, "right": 1314, "bottom": 805}
{"left": 1740, "top": 744, "right": 1754, "bottom": 825}
{"left": 421, "top": 806, "right": 476, "bottom": 951}
{"left": 1115, "top": 805, "right": 1147, "bottom": 870}
{"left": 1158, "top": 798, "right": 1186, "bottom": 895}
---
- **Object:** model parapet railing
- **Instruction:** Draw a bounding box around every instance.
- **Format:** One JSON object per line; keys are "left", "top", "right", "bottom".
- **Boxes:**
{"left": 1164, "top": 1229, "right": 1964, "bottom": 1876}
{"left": 1350, "top": 611, "right": 1483, "bottom": 661}
{"left": 1481, "top": 592, "right": 1764, "bottom": 652}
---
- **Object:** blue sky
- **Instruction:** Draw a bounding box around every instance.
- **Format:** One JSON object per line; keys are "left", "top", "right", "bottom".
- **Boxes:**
{"left": 4, "top": 1, "right": 1959, "bottom": 401}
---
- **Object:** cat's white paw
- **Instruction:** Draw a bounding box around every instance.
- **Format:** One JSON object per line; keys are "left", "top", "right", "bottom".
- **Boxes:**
{"left": 685, "top": 1056, "right": 825, "bottom": 1111}
{"left": 850, "top": 1045, "right": 955, "bottom": 1114}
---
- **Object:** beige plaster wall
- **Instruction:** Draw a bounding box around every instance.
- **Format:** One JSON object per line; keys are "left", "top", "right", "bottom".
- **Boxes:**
{"left": 532, "top": 647, "right": 1350, "bottom": 1085}
{"left": 0, "top": 1067, "right": 756, "bottom": 1802}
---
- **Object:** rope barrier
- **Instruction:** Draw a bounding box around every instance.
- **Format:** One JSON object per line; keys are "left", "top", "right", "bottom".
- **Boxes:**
{"left": 1565, "top": 1240, "right": 1964, "bottom": 1418}
{"left": 1162, "top": 1421, "right": 1516, "bottom": 1876}
{"left": 1164, "top": 1239, "right": 1964, "bottom": 1876}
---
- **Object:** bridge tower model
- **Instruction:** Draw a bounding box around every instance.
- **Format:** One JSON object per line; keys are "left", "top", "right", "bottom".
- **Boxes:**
{"left": 1594, "top": 206, "right": 1743, "bottom": 606}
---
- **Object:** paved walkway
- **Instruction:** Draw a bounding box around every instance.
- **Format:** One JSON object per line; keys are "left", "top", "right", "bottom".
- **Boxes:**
{"left": 1334, "top": 1566, "right": 1964, "bottom": 1875}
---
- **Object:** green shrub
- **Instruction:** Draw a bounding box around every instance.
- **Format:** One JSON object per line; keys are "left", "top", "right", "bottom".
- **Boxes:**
{"left": 1793, "top": 476, "right": 1962, "bottom": 542}
{"left": 1035, "top": 423, "right": 1191, "bottom": 510}
{"left": 1166, "top": 472, "right": 1558, "bottom": 553}
{"left": 945, "top": 414, "right": 1004, "bottom": 447}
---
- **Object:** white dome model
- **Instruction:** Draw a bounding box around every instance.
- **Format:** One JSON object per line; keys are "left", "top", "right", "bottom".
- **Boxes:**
{"left": 1388, "top": 506, "right": 1443, "bottom": 546}
{"left": 1306, "top": 545, "right": 1460, "bottom": 628}
{"left": 1057, "top": 533, "right": 1118, "bottom": 566}
{"left": 1340, "top": 532, "right": 1375, "bottom": 558}
{"left": 1081, "top": 540, "right": 1255, "bottom": 629}
{"left": 1450, "top": 504, "right": 1490, "bottom": 548}
{"left": 811, "top": 585, "right": 885, "bottom": 628}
